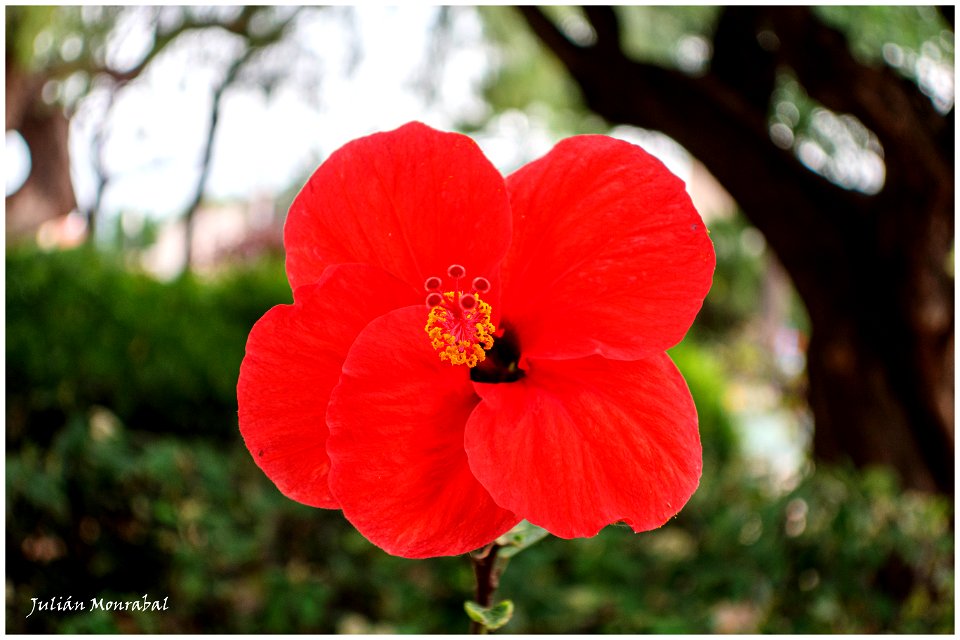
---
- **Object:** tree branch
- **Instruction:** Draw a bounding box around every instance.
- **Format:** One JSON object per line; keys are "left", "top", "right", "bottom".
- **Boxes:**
{"left": 516, "top": 6, "right": 586, "bottom": 74}
{"left": 94, "top": 6, "right": 294, "bottom": 86}
{"left": 938, "top": 5, "right": 954, "bottom": 29}
{"left": 582, "top": 5, "right": 621, "bottom": 54}
{"left": 710, "top": 7, "right": 778, "bottom": 111}
{"left": 766, "top": 7, "right": 951, "bottom": 191}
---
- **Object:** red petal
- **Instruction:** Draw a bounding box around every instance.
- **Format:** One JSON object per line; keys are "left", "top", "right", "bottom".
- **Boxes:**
{"left": 238, "top": 264, "right": 419, "bottom": 508}
{"left": 502, "top": 135, "right": 715, "bottom": 360}
{"left": 465, "top": 353, "right": 702, "bottom": 539}
{"left": 285, "top": 122, "right": 512, "bottom": 301}
{"left": 327, "top": 306, "right": 520, "bottom": 558}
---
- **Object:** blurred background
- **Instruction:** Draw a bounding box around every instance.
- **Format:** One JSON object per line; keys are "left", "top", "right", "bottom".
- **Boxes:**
{"left": 5, "top": 5, "right": 954, "bottom": 633}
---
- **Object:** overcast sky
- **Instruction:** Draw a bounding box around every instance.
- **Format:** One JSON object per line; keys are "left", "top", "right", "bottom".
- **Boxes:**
{"left": 8, "top": 8, "right": 550, "bottom": 221}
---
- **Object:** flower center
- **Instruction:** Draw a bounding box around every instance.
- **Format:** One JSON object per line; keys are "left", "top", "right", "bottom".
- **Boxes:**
{"left": 423, "top": 264, "right": 495, "bottom": 368}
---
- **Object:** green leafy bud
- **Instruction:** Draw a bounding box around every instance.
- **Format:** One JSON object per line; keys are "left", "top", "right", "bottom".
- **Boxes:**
{"left": 464, "top": 599, "right": 514, "bottom": 632}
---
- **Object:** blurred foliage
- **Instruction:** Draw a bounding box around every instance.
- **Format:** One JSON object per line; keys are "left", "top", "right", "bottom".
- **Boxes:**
{"left": 480, "top": 5, "right": 952, "bottom": 116}
{"left": 691, "top": 214, "right": 771, "bottom": 338}
{"left": 814, "top": 5, "right": 953, "bottom": 70}
{"left": 476, "top": 6, "right": 721, "bottom": 135}
{"left": 6, "top": 245, "right": 290, "bottom": 446}
{"left": 478, "top": 6, "right": 953, "bottom": 195}
{"left": 497, "top": 462, "right": 954, "bottom": 633}
{"left": 6, "top": 5, "right": 121, "bottom": 93}
{"left": 474, "top": 6, "right": 605, "bottom": 136}
{"left": 6, "top": 246, "right": 953, "bottom": 633}
{"left": 616, "top": 5, "right": 719, "bottom": 69}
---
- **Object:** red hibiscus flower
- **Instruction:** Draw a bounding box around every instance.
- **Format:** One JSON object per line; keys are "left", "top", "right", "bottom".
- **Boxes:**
{"left": 237, "top": 122, "right": 715, "bottom": 559}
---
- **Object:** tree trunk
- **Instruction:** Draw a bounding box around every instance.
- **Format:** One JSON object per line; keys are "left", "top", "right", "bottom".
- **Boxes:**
{"left": 518, "top": 6, "right": 954, "bottom": 493}
{"left": 805, "top": 185, "right": 954, "bottom": 494}
{"left": 5, "top": 63, "right": 77, "bottom": 239}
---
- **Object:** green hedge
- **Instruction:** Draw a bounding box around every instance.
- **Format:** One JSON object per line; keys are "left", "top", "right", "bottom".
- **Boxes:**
{"left": 6, "top": 247, "right": 291, "bottom": 444}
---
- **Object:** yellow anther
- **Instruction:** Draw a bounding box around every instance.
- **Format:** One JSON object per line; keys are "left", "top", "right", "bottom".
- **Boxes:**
{"left": 424, "top": 292, "right": 495, "bottom": 367}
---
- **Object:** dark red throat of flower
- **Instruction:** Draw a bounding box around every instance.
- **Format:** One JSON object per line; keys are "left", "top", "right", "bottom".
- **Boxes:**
{"left": 423, "top": 264, "right": 495, "bottom": 368}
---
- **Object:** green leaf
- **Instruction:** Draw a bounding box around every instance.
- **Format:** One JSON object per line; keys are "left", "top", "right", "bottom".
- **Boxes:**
{"left": 464, "top": 600, "right": 514, "bottom": 631}
{"left": 496, "top": 520, "right": 549, "bottom": 558}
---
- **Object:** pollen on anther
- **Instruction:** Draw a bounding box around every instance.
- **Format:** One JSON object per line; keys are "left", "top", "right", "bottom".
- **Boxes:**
{"left": 423, "top": 290, "right": 495, "bottom": 368}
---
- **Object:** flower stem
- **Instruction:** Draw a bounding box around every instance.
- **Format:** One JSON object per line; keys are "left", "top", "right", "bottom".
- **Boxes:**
{"left": 468, "top": 542, "right": 503, "bottom": 634}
